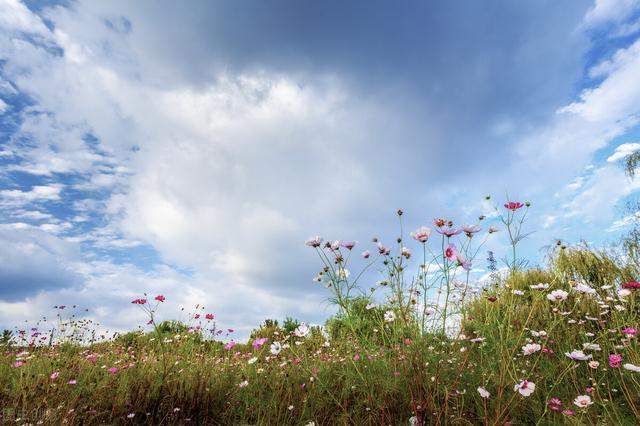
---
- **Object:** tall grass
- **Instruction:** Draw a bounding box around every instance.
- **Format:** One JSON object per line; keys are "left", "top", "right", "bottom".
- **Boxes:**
{"left": 1, "top": 201, "right": 639, "bottom": 425}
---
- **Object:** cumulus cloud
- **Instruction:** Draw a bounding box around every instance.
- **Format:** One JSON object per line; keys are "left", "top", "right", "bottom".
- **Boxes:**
{"left": 607, "top": 142, "right": 640, "bottom": 162}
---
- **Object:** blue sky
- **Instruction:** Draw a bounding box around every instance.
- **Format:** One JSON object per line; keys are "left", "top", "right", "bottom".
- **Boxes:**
{"left": 1, "top": 0, "right": 640, "bottom": 337}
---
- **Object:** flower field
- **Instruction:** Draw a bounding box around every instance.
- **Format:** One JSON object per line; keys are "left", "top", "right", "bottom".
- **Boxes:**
{"left": 1, "top": 200, "right": 639, "bottom": 425}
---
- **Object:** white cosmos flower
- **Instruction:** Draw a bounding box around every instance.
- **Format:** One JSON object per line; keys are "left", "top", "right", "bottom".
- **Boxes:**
{"left": 618, "top": 289, "right": 631, "bottom": 298}
{"left": 270, "top": 342, "right": 282, "bottom": 355}
{"left": 477, "top": 387, "right": 490, "bottom": 398}
{"left": 582, "top": 343, "right": 601, "bottom": 351}
{"left": 512, "top": 290, "right": 524, "bottom": 296}
{"left": 623, "top": 363, "right": 640, "bottom": 372}
{"left": 574, "top": 283, "right": 596, "bottom": 295}
{"left": 294, "top": 325, "right": 310, "bottom": 338}
{"left": 514, "top": 380, "right": 535, "bottom": 397}
{"left": 384, "top": 310, "right": 397, "bottom": 322}
{"left": 588, "top": 361, "right": 600, "bottom": 369}
{"left": 547, "top": 289, "right": 568, "bottom": 301}
{"left": 565, "top": 350, "right": 592, "bottom": 361}
{"left": 530, "top": 283, "right": 549, "bottom": 290}
{"left": 573, "top": 395, "right": 593, "bottom": 408}
{"left": 247, "top": 357, "right": 258, "bottom": 364}
{"left": 521, "top": 343, "right": 541, "bottom": 356}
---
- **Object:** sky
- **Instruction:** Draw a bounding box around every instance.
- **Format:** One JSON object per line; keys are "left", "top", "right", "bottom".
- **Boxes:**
{"left": 1, "top": 0, "right": 640, "bottom": 338}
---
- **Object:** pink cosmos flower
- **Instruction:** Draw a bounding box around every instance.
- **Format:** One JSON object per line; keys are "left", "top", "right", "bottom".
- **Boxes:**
{"left": 68, "top": 379, "right": 77, "bottom": 385}
{"left": 154, "top": 295, "right": 165, "bottom": 302}
{"left": 353, "top": 354, "right": 360, "bottom": 361}
{"left": 194, "top": 314, "right": 200, "bottom": 319}
{"left": 252, "top": 337, "right": 268, "bottom": 349}
{"left": 462, "top": 224, "right": 481, "bottom": 238}
{"left": 224, "top": 341, "right": 236, "bottom": 350}
{"left": 514, "top": 380, "right": 535, "bottom": 397}
{"left": 488, "top": 226, "right": 498, "bottom": 234}
{"left": 437, "top": 226, "right": 462, "bottom": 237}
{"left": 562, "top": 409, "right": 575, "bottom": 416}
{"left": 609, "top": 353, "right": 622, "bottom": 368}
{"left": 622, "top": 327, "right": 637, "bottom": 337}
{"left": 50, "top": 371, "right": 59, "bottom": 380}
{"left": 410, "top": 226, "right": 432, "bottom": 243}
{"left": 547, "top": 397, "right": 562, "bottom": 412}
{"left": 205, "top": 313, "right": 215, "bottom": 320}
{"left": 377, "top": 243, "right": 390, "bottom": 256}
{"left": 504, "top": 201, "right": 525, "bottom": 210}
{"left": 131, "top": 298, "right": 147, "bottom": 305}
{"left": 305, "top": 236, "right": 323, "bottom": 247}
{"left": 444, "top": 244, "right": 457, "bottom": 261}
{"left": 108, "top": 367, "right": 118, "bottom": 374}
{"left": 340, "top": 241, "right": 357, "bottom": 250}
{"left": 456, "top": 253, "right": 472, "bottom": 271}
{"left": 361, "top": 250, "right": 371, "bottom": 259}
{"left": 14, "top": 361, "right": 23, "bottom": 367}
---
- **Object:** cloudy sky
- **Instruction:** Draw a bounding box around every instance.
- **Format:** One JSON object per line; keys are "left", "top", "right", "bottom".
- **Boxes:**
{"left": 1, "top": 0, "right": 640, "bottom": 337}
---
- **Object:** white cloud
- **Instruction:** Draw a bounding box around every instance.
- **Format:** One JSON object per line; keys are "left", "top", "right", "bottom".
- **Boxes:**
{"left": 584, "top": 0, "right": 640, "bottom": 27}
{"left": 607, "top": 211, "right": 640, "bottom": 231}
{"left": 607, "top": 142, "right": 640, "bottom": 162}
{"left": 0, "top": 184, "right": 64, "bottom": 204}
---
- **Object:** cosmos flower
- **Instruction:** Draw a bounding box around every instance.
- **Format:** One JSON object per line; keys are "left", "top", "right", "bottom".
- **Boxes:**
{"left": 247, "top": 357, "right": 258, "bottom": 365}
{"left": 444, "top": 244, "right": 457, "bottom": 261}
{"left": 361, "top": 250, "right": 371, "bottom": 259}
{"left": 547, "top": 290, "right": 568, "bottom": 301}
{"left": 623, "top": 363, "right": 640, "bottom": 372}
{"left": 252, "top": 337, "right": 268, "bottom": 349}
{"left": 530, "top": 283, "right": 549, "bottom": 290}
{"left": 305, "top": 236, "right": 323, "bottom": 248}
{"left": 488, "top": 226, "right": 498, "bottom": 233}
{"left": 384, "top": 310, "right": 397, "bottom": 322}
{"left": 514, "top": 380, "right": 535, "bottom": 397}
{"left": 340, "top": 241, "right": 357, "bottom": 250}
{"left": 131, "top": 299, "right": 147, "bottom": 305}
{"left": 547, "top": 397, "right": 563, "bottom": 412}
{"left": 565, "top": 350, "right": 592, "bottom": 361}
{"left": 588, "top": 361, "right": 600, "bottom": 369}
{"left": 574, "top": 282, "right": 596, "bottom": 294}
{"left": 504, "top": 201, "right": 525, "bottom": 210}
{"left": 50, "top": 371, "right": 59, "bottom": 380}
{"left": 437, "top": 226, "right": 462, "bottom": 237}
{"left": 582, "top": 343, "right": 601, "bottom": 351}
{"left": 294, "top": 325, "right": 310, "bottom": 338}
{"left": 622, "top": 282, "right": 640, "bottom": 289}
{"left": 154, "top": 295, "right": 165, "bottom": 302}
{"left": 573, "top": 395, "right": 593, "bottom": 409}
{"left": 622, "top": 327, "right": 637, "bottom": 337}
{"left": 224, "top": 341, "right": 236, "bottom": 350}
{"left": 401, "top": 247, "right": 411, "bottom": 259}
{"left": 205, "top": 313, "right": 214, "bottom": 320}
{"left": 377, "top": 243, "right": 391, "bottom": 256}
{"left": 410, "top": 226, "right": 432, "bottom": 243}
{"left": 522, "top": 343, "right": 541, "bottom": 356}
{"left": 462, "top": 224, "right": 481, "bottom": 237}
{"left": 477, "top": 387, "right": 490, "bottom": 398}
{"left": 512, "top": 290, "right": 524, "bottom": 296}
{"left": 270, "top": 342, "right": 282, "bottom": 355}
{"left": 609, "top": 353, "right": 622, "bottom": 368}
{"left": 365, "top": 303, "right": 377, "bottom": 310}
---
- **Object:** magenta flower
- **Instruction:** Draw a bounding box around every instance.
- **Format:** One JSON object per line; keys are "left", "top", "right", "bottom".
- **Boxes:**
{"left": 609, "top": 353, "right": 622, "bottom": 368}
{"left": 444, "top": 244, "right": 457, "bottom": 261}
{"left": 504, "top": 201, "right": 525, "bottom": 210}
{"left": 14, "top": 361, "right": 23, "bottom": 367}
{"left": 68, "top": 379, "right": 77, "bottom": 385}
{"left": 205, "top": 313, "right": 215, "bottom": 320}
{"left": 108, "top": 367, "right": 118, "bottom": 374}
{"left": 361, "top": 250, "right": 371, "bottom": 259}
{"left": 622, "top": 282, "right": 640, "bottom": 289}
{"left": 224, "top": 341, "right": 236, "bottom": 350}
{"left": 131, "top": 298, "right": 147, "bottom": 305}
{"left": 622, "top": 327, "right": 637, "bottom": 337}
{"left": 252, "top": 337, "right": 268, "bottom": 349}
{"left": 50, "top": 371, "right": 59, "bottom": 380}
{"left": 547, "top": 397, "right": 563, "bottom": 412}
{"left": 410, "top": 226, "right": 432, "bottom": 243}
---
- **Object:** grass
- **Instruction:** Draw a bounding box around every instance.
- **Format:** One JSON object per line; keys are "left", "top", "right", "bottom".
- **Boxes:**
{"left": 1, "top": 205, "right": 640, "bottom": 425}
